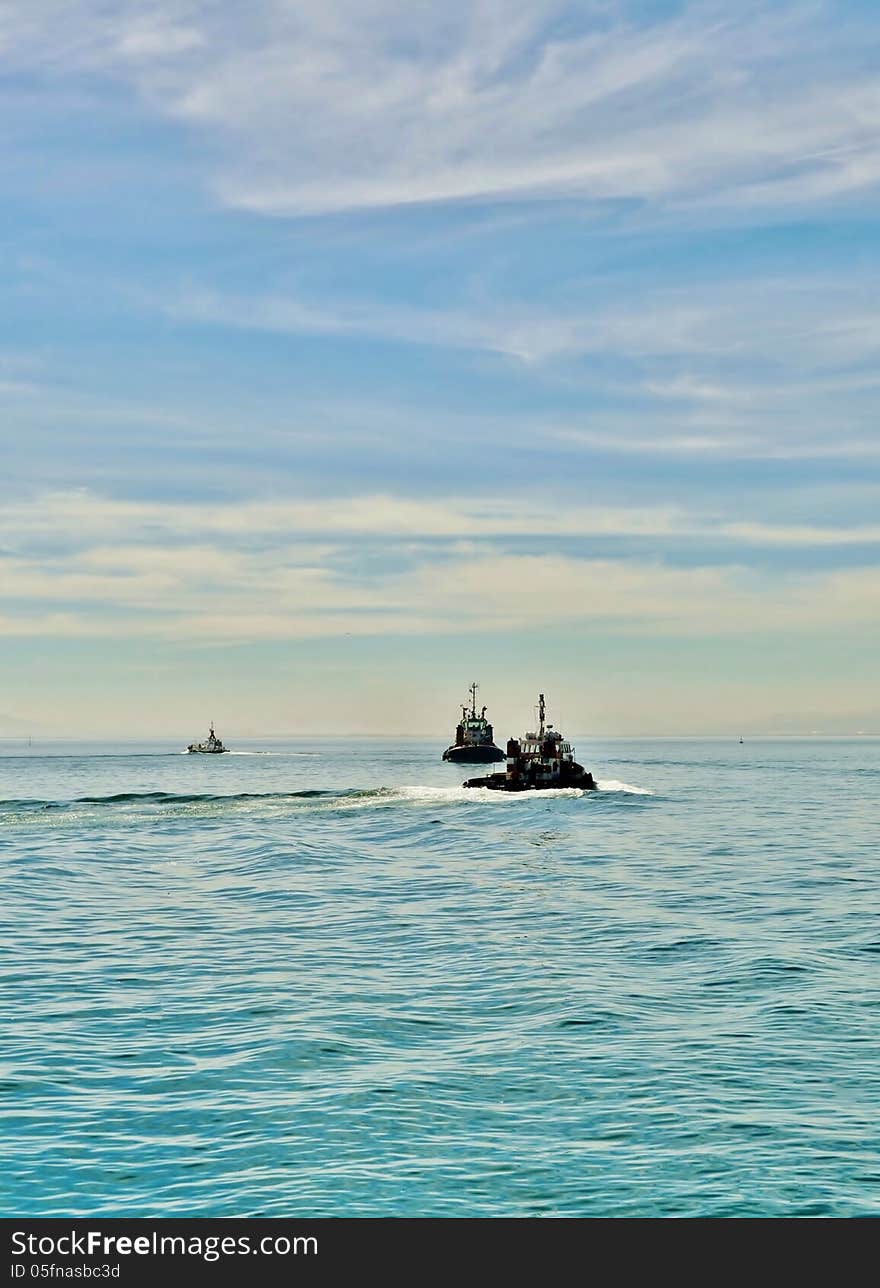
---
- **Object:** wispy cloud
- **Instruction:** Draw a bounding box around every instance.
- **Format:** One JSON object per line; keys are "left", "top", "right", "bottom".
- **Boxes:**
{"left": 168, "top": 270, "right": 880, "bottom": 365}
{"left": 6, "top": 489, "right": 880, "bottom": 547}
{"left": 2, "top": 490, "right": 878, "bottom": 642}
{"left": 160, "top": 272, "right": 880, "bottom": 461}
{"left": 1, "top": 3, "right": 877, "bottom": 734}
{"left": 3, "top": 541, "right": 878, "bottom": 642}
{"left": 3, "top": 2, "right": 879, "bottom": 219}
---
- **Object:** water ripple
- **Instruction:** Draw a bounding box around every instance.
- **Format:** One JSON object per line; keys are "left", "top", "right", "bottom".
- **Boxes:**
{"left": 1, "top": 737, "right": 878, "bottom": 1216}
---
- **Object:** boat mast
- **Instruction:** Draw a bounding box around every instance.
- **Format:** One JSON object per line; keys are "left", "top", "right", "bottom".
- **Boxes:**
{"left": 469, "top": 682, "right": 478, "bottom": 718}
{"left": 538, "top": 693, "right": 545, "bottom": 737}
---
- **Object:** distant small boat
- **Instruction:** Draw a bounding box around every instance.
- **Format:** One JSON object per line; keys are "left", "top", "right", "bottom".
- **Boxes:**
{"left": 442, "top": 683, "right": 504, "bottom": 763}
{"left": 739, "top": 737, "right": 744, "bottom": 744}
{"left": 463, "top": 693, "right": 597, "bottom": 791}
{"left": 187, "top": 723, "right": 228, "bottom": 754}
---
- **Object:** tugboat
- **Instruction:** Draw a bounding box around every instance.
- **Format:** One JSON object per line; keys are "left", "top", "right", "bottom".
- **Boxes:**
{"left": 186, "top": 723, "right": 228, "bottom": 754}
{"left": 442, "top": 683, "right": 504, "bottom": 763}
{"left": 463, "top": 694, "right": 596, "bottom": 791}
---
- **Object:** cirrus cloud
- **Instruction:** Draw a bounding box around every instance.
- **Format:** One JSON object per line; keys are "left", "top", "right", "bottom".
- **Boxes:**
{"left": 2, "top": 2, "right": 879, "bottom": 218}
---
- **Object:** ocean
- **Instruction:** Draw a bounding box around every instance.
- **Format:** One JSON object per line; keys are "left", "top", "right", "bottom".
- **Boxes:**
{"left": 1, "top": 736, "right": 877, "bottom": 1217}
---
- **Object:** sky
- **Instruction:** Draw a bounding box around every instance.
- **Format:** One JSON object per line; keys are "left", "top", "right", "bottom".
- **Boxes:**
{"left": 1, "top": 0, "right": 878, "bottom": 737}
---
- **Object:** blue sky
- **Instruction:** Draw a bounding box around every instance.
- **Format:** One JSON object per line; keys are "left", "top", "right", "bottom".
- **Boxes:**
{"left": 1, "top": 0, "right": 878, "bottom": 736}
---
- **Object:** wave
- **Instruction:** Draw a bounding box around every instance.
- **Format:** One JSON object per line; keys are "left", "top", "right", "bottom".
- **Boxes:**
{"left": 596, "top": 779, "right": 654, "bottom": 795}
{"left": 3, "top": 788, "right": 339, "bottom": 811}
{"left": 1, "top": 778, "right": 652, "bottom": 814}
{"left": 333, "top": 782, "right": 654, "bottom": 808}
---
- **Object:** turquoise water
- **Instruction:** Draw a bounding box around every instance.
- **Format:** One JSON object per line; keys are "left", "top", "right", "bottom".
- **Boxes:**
{"left": 1, "top": 736, "right": 878, "bottom": 1217}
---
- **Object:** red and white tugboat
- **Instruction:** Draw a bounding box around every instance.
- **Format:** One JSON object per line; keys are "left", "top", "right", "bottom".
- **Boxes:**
{"left": 442, "top": 683, "right": 504, "bottom": 763}
{"left": 463, "top": 694, "right": 596, "bottom": 791}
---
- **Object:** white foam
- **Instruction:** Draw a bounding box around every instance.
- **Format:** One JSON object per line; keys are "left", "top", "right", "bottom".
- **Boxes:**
{"left": 393, "top": 782, "right": 655, "bottom": 802}
{"left": 392, "top": 785, "right": 594, "bottom": 804}
{"left": 335, "top": 785, "right": 477, "bottom": 809}
{"left": 597, "top": 779, "right": 654, "bottom": 795}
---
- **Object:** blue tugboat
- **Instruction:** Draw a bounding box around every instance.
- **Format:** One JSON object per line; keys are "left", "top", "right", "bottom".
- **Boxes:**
{"left": 463, "top": 694, "right": 596, "bottom": 791}
{"left": 442, "top": 683, "right": 504, "bottom": 763}
{"left": 187, "top": 722, "right": 228, "bottom": 754}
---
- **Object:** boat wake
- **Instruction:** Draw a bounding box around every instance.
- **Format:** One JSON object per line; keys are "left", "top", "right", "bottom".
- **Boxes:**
{"left": 596, "top": 779, "right": 654, "bottom": 796}
{"left": 2, "top": 778, "right": 652, "bottom": 818}
{"left": 340, "top": 781, "right": 654, "bottom": 807}
{"left": 177, "top": 749, "right": 314, "bottom": 756}
{"left": 3, "top": 788, "right": 337, "bottom": 813}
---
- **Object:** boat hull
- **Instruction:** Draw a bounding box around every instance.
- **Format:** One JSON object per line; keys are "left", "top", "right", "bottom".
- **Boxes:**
{"left": 443, "top": 744, "right": 504, "bottom": 763}
{"left": 187, "top": 747, "right": 228, "bottom": 754}
{"left": 463, "top": 768, "right": 597, "bottom": 791}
